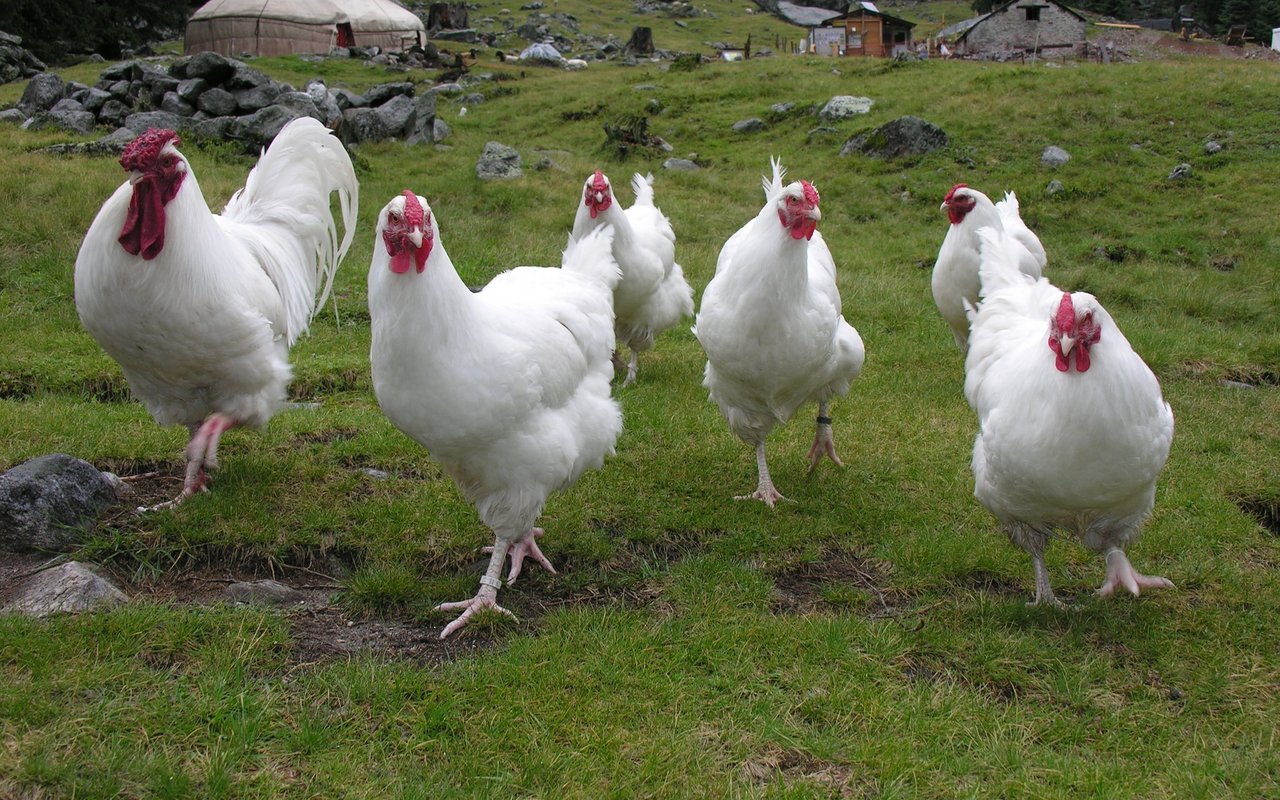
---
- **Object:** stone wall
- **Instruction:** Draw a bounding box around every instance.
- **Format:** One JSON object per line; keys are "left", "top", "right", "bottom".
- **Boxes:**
{"left": 961, "top": 2, "right": 1086, "bottom": 56}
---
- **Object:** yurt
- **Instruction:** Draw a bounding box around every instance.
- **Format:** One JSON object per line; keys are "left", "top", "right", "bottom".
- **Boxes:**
{"left": 185, "top": 0, "right": 426, "bottom": 57}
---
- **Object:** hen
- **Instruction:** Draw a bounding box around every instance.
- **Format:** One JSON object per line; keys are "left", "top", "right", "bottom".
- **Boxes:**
{"left": 965, "top": 226, "right": 1175, "bottom": 606}
{"left": 572, "top": 170, "right": 694, "bottom": 386}
{"left": 693, "top": 159, "right": 865, "bottom": 506}
{"left": 934, "top": 184, "right": 1046, "bottom": 351}
{"left": 74, "top": 119, "right": 358, "bottom": 509}
{"left": 368, "top": 191, "right": 622, "bottom": 638}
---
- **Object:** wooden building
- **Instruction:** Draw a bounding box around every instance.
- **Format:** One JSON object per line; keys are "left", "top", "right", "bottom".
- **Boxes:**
{"left": 808, "top": 2, "right": 916, "bottom": 57}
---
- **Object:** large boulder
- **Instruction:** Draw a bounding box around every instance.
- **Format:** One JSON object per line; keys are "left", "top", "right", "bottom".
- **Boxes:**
{"left": 171, "top": 51, "right": 236, "bottom": 84}
{"left": 364, "top": 81, "right": 414, "bottom": 107}
{"left": 18, "top": 72, "right": 65, "bottom": 114}
{"left": 123, "top": 110, "right": 189, "bottom": 134}
{"left": 0, "top": 31, "right": 47, "bottom": 85}
{"left": 233, "top": 82, "right": 283, "bottom": 112}
{"left": 839, "top": 115, "right": 948, "bottom": 160}
{"left": 196, "top": 87, "right": 237, "bottom": 117}
{"left": 819, "top": 95, "right": 873, "bottom": 121}
{"left": 0, "top": 455, "right": 117, "bottom": 552}
{"left": 375, "top": 93, "right": 417, "bottom": 138}
{"left": 405, "top": 92, "right": 439, "bottom": 145}
{"left": 233, "top": 104, "right": 307, "bottom": 148}
{"left": 338, "top": 106, "right": 390, "bottom": 145}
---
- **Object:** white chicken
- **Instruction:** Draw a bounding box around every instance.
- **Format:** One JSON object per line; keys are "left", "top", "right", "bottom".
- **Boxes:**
{"left": 571, "top": 170, "right": 694, "bottom": 386}
{"left": 74, "top": 119, "right": 358, "bottom": 510}
{"left": 693, "top": 158, "right": 865, "bottom": 506}
{"left": 368, "top": 190, "right": 622, "bottom": 638}
{"left": 934, "top": 184, "right": 1046, "bottom": 351}
{"left": 965, "top": 226, "right": 1175, "bottom": 606}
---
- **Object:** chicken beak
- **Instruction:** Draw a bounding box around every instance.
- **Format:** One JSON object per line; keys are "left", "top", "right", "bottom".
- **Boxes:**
{"left": 939, "top": 200, "right": 949, "bottom": 212}
{"left": 807, "top": 205, "right": 822, "bottom": 222}
{"left": 408, "top": 227, "right": 424, "bottom": 249}
{"left": 128, "top": 171, "right": 145, "bottom": 186}
{"left": 1059, "top": 335, "right": 1076, "bottom": 357}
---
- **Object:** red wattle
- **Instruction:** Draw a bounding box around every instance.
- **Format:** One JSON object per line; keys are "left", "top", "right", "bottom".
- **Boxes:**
{"left": 1075, "top": 346, "right": 1091, "bottom": 372}
{"left": 390, "top": 250, "right": 412, "bottom": 274}
{"left": 118, "top": 179, "right": 168, "bottom": 259}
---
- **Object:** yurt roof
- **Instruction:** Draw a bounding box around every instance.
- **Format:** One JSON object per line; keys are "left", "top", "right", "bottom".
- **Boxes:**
{"left": 189, "top": 0, "right": 424, "bottom": 33}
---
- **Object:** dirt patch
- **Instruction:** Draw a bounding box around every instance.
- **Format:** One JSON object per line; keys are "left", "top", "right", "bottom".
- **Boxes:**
{"left": 1233, "top": 495, "right": 1280, "bottom": 536}
{"left": 287, "top": 605, "right": 498, "bottom": 666}
{"left": 1092, "top": 28, "right": 1280, "bottom": 62}
{"left": 952, "top": 568, "right": 1027, "bottom": 598}
{"left": 741, "top": 744, "right": 873, "bottom": 797}
{"left": 768, "top": 547, "right": 912, "bottom": 618}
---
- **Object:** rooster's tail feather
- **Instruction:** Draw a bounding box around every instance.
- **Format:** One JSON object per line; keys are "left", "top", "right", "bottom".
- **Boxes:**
{"left": 221, "top": 117, "right": 359, "bottom": 345}
{"left": 630, "top": 172, "right": 656, "bottom": 208}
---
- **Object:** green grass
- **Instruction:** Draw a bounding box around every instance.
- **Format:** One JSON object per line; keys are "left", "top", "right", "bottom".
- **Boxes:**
{"left": 2, "top": 11, "right": 1280, "bottom": 798}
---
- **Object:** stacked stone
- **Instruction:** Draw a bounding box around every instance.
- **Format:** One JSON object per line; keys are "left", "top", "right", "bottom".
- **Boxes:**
{"left": 2, "top": 51, "right": 449, "bottom": 150}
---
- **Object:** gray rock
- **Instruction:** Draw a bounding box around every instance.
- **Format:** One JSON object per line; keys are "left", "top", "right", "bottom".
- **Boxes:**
{"left": 196, "top": 87, "right": 237, "bottom": 117}
{"left": 233, "top": 104, "right": 306, "bottom": 148}
{"left": 1168, "top": 162, "right": 1193, "bottom": 180}
{"left": 82, "top": 87, "right": 113, "bottom": 113}
{"left": 460, "top": 92, "right": 485, "bottom": 105}
{"left": 476, "top": 140, "right": 523, "bottom": 180}
{"left": 145, "top": 76, "right": 180, "bottom": 104}
{"left": 633, "top": 84, "right": 659, "bottom": 91}
{"left": 426, "top": 82, "right": 464, "bottom": 96}
{"left": 1045, "top": 179, "right": 1065, "bottom": 195}
{"left": 0, "top": 455, "right": 117, "bottom": 552}
{"left": 306, "top": 80, "right": 342, "bottom": 125}
{"left": 805, "top": 126, "right": 841, "bottom": 142}
{"left": 49, "top": 97, "right": 84, "bottom": 114}
{"left": 4, "top": 562, "right": 127, "bottom": 617}
{"left": 364, "top": 81, "right": 415, "bottom": 107}
{"left": 1041, "top": 145, "right": 1071, "bottom": 166}
{"left": 19, "top": 72, "right": 65, "bottom": 114}
{"left": 107, "top": 79, "right": 131, "bottom": 99}
{"left": 375, "top": 93, "right": 416, "bottom": 138}
{"left": 272, "top": 91, "right": 323, "bottom": 122}
{"left": 406, "top": 92, "right": 439, "bottom": 145}
{"left": 333, "top": 88, "right": 365, "bottom": 110}
{"left": 1204, "top": 140, "right": 1222, "bottom": 155}
{"left": 1222, "top": 379, "right": 1255, "bottom": 390}
{"left": 839, "top": 115, "right": 948, "bottom": 160}
{"left": 123, "top": 110, "right": 189, "bottom": 134}
{"left": 99, "top": 127, "right": 138, "bottom": 147}
{"left": 223, "top": 579, "right": 305, "bottom": 606}
{"left": 732, "top": 118, "right": 765, "bottom": 133}
{"left": 223, "top": 60, "right": 271, "bottom": 90}
{"left": 819, "top": 95, "right": 873, "bottom": 120}
{"left": 0, "top": 108, "right": 25, "bottom": 124}
{"left": 190, "top": 115, "right": 236, "bottom": 141}
{"left": 176, "top": 77, "right": 208, "bottom": 103}
{"left": 662, "top": 158, "right": 699, "bottom": 171}
{"left": 432, "top": 117, "right": 451, "bottom": 142}
{"left": 160, "top": 91, "right": 195, "bottom": 117}
{"left": 339, "top": 106, "right": 390, "bottom": 144}
{"left": 98, "top": 99, "right": 131, "bottom": 127}
{"left": 24, "top": 108, "right": 96, "bottom": 135}
{"left": 233, "top": 82, "right": 282, "bottom": 112}
{"left": 176, "top": 51, "right": 236, "bottom": 84}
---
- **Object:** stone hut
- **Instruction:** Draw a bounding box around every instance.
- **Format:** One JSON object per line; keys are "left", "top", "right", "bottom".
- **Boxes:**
{"left": 952, "top": 0, "right": 1087, "bottom": 58}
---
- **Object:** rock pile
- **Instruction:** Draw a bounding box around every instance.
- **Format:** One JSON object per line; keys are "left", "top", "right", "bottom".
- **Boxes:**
{"left": 4, "top": 51, "right": 452, "bottom": 151}
{"left": 0, "top": 31, "right": 45, "bottom": 84}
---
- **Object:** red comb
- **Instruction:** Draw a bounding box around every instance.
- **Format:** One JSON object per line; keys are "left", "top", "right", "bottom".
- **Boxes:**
{"left": 401, "top": 190, "right": 424, "bottom": 228}
{"left": 943, "top": 183, "right": 968, "bottom": 203}
{"left": 1056, "top": 293, "right": 1075, "bottom": 333}
{"left": 801, "top": 180, "right": 820, "bottom": 206}
{"left": 591, "top": 170, "right": 609, "bottom": 194}
{"left": 120, "top": 129, "right": 180, "bottom": 172}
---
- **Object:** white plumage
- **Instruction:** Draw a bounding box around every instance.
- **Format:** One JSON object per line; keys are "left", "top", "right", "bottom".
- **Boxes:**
{"left": 571, "top": 170, "right": 694, "bottom": 386}
{"left": 965, "top": 226, "right": 1175, "bottom": 606}
{"left": 74, "top": 119, "right": 358, "bottom": 509}
{"left": 368, "top": 190, "right": 623, "bottom": 638}
{"left": 934, "top": 184, "right": 1046, "bottom": 351}
{"left": 693, "top": 158, "right": 865, "bottom": 506}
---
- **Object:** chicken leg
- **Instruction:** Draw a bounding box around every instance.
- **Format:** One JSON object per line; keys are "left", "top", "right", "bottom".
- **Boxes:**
{"left": 439, "top": 528, "right": 558, "bottom": 638}
{"left": 806, "top": 401, "right": 843, "bottom": 473}
{"left": 736, "top": 442, "right": 789, "bottom": 507}
{"left": 1097, "top": 548, "right": 1174, "bottom": 598}
{"left": 143, "top": 412, "right": 239, "bottom": 512}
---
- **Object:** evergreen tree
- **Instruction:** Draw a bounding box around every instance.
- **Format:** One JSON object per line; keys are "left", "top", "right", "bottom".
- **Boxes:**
{"left": 0, "top": 0, "right": 190, "bottom": 63}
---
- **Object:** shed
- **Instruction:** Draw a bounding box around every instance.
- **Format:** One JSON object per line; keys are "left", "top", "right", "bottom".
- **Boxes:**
{"left": 952, "top": 0, "right": 1087, "bottom": 57}
{"left": 185, "top": 0, "right": 426, "bottom": 57}
{"left": 809, "top": 2, "right": 916, "bottom": 57}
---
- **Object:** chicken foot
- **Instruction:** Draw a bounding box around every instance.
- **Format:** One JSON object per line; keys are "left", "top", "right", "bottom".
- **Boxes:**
{"left": 1097, "top": 548, "right": 1174, "bottom": 598}
{"left": 806, "top": 401, "right": 843, "bottom": 473}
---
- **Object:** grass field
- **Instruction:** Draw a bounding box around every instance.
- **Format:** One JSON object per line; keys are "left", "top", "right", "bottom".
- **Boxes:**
{"left": 1, "top": 6, "right": 1279, "bottom": 797}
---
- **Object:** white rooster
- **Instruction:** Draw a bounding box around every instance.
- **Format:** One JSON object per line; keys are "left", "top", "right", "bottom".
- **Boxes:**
{"left": 74, "top": 119, "right": 358, "bottom": 509}
{"left": 693, "top": 159, "right": 865, "bottom": 506}
{"left": 368, "top": 190, "right": 622, "bottom": 638}
{"left": 571, "top": 170, "right": 694, "bottom": 386}
{"left": 934, "top": 184, "right": 1046, "bottom": 351}
{"left": 965, "top": 226, "right": 1175, "bottom": 606}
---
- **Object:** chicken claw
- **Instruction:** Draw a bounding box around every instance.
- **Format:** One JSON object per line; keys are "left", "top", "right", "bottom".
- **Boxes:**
{"left": 437, "top": 577, "right": 517, "bottom": 639}
{"left": 1097, "top": 549, "right": 1174, "bottom": 598}
{"left": 484, "top": 528, "right": 557, "bottom": 584}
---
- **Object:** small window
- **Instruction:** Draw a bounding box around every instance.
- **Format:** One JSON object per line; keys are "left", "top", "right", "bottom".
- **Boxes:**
{"left": 1025, "top": 6, "right": 1041, "bottom": 20}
